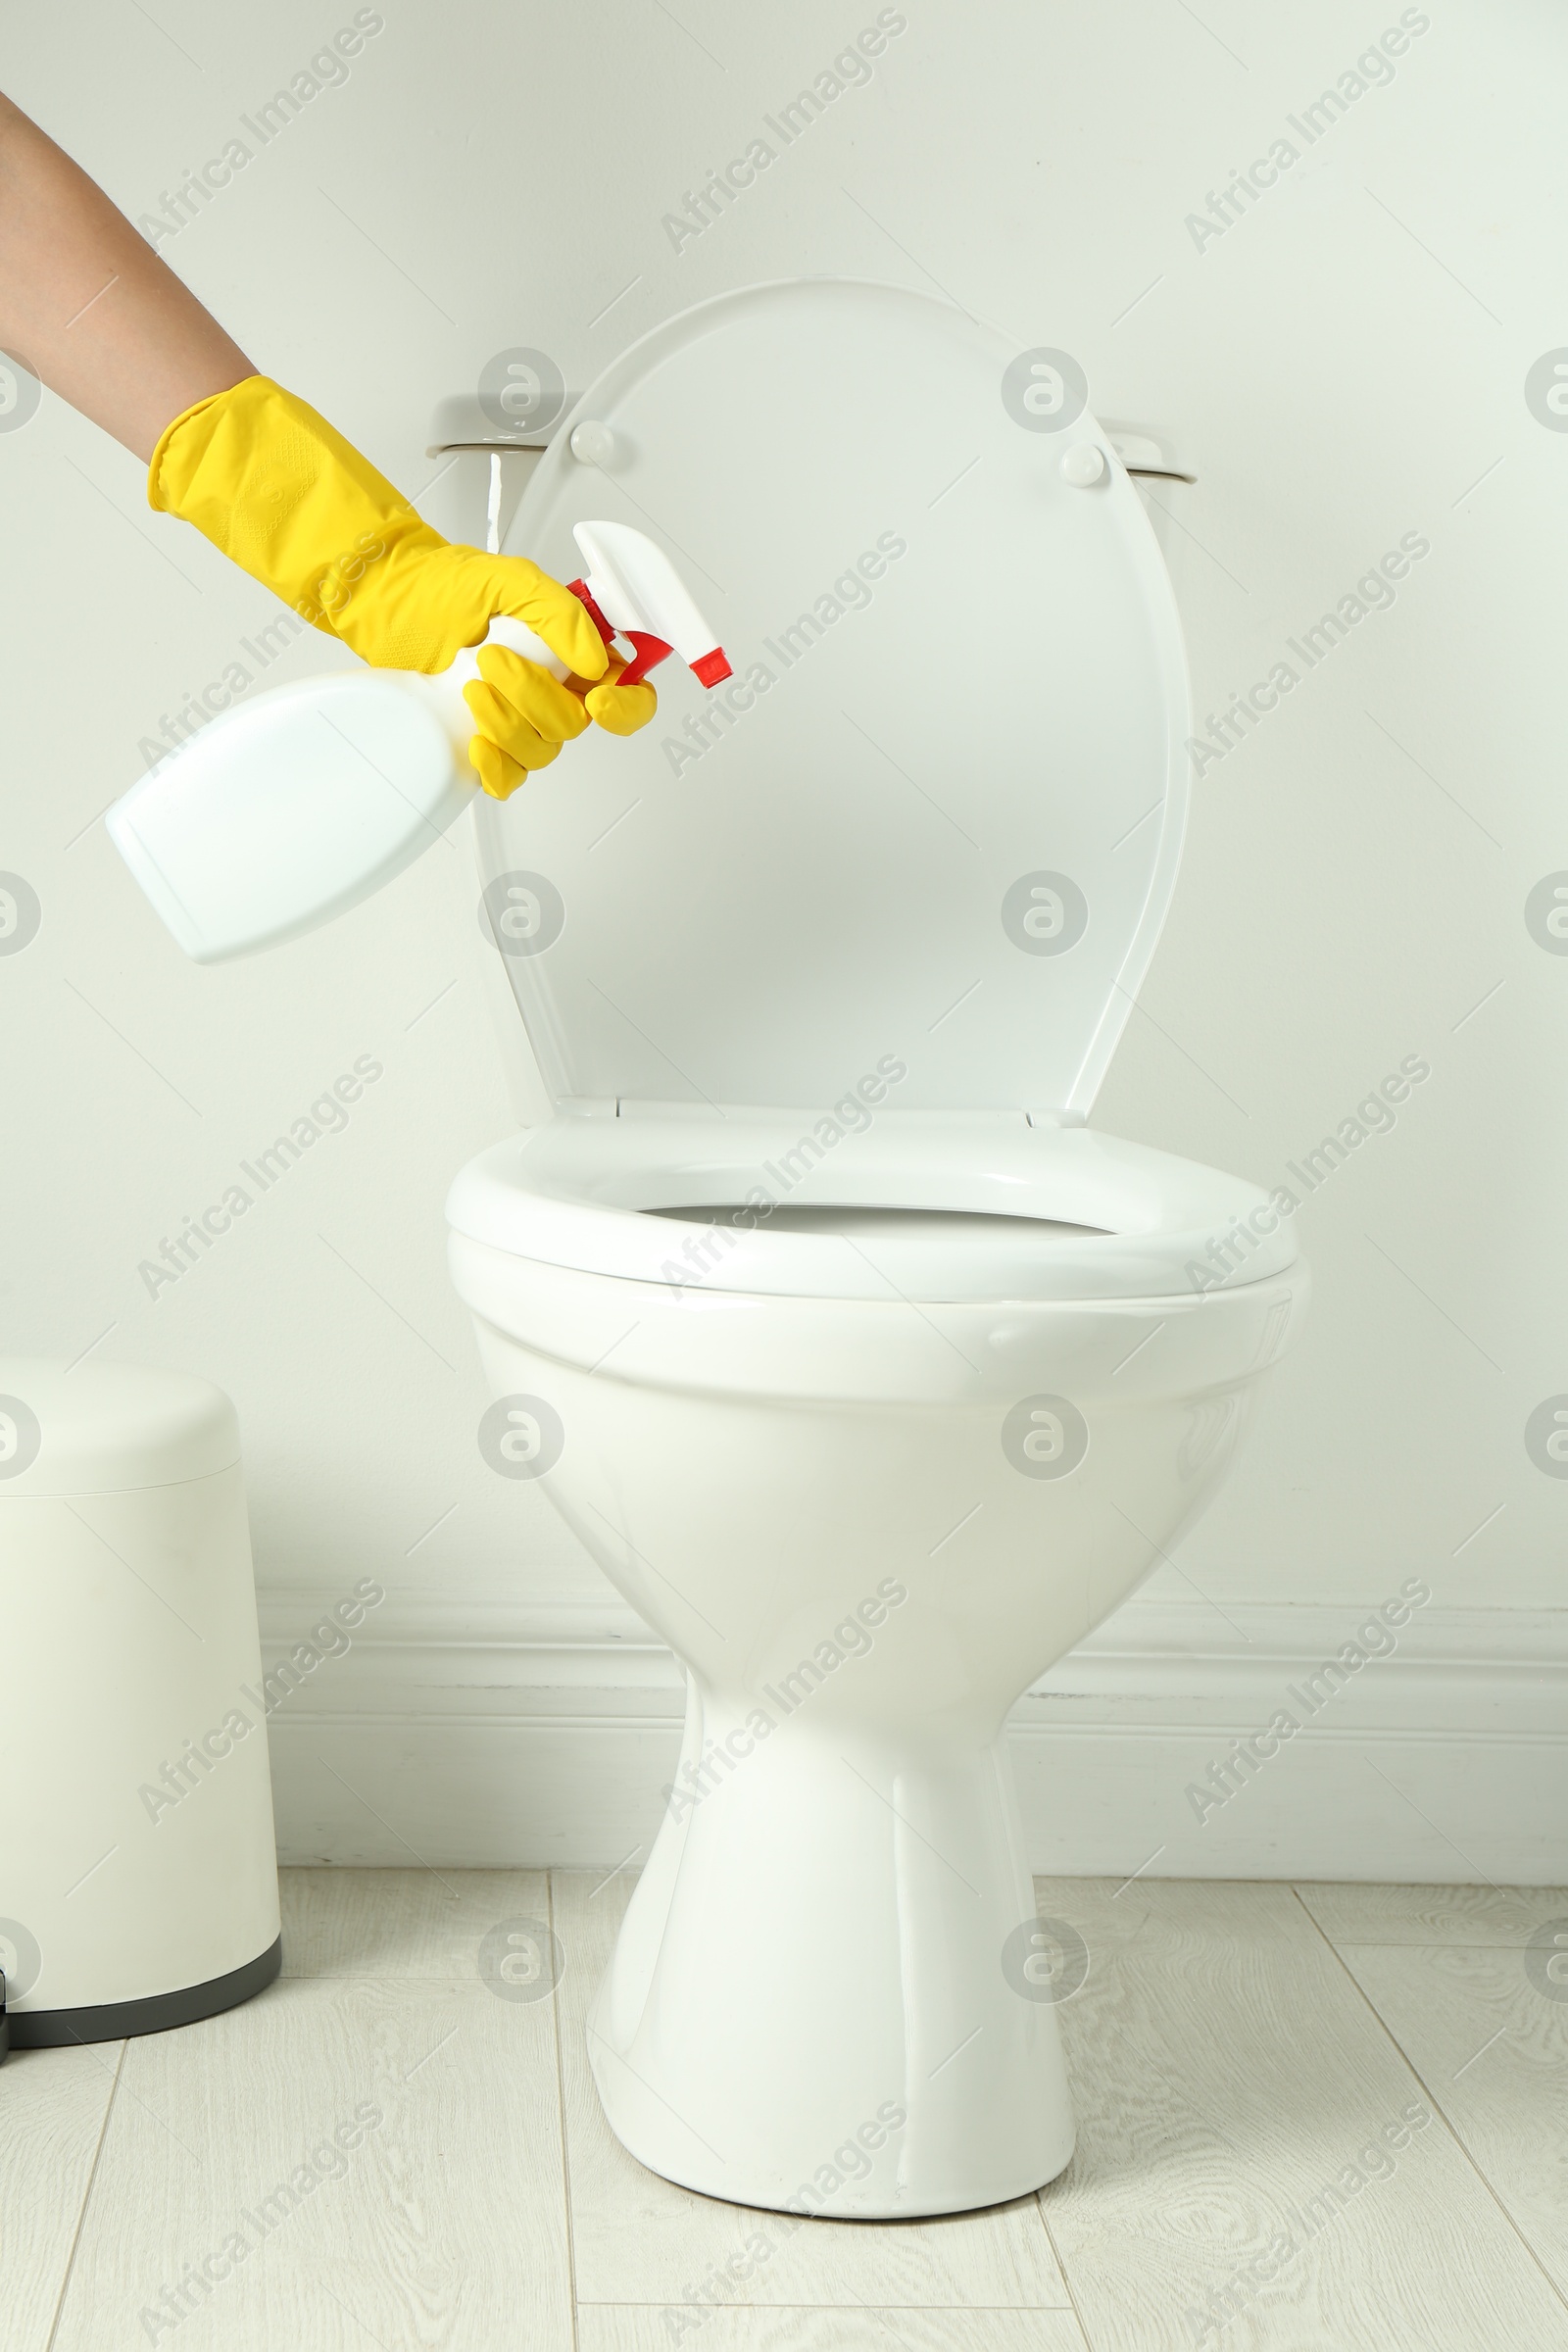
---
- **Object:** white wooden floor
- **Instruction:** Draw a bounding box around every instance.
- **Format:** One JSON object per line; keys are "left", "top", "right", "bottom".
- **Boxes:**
{"left": 7, "top": 1872, "right": 1568, "bottom": 2351}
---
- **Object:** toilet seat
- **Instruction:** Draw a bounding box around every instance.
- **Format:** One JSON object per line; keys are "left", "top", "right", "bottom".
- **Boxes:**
{"left": 446, "top": 1110, "right": 1295, "bottom": 1302}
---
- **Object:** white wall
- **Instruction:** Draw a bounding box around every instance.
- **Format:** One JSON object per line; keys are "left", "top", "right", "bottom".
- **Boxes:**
{"left": 4, "top": 0, "right": 1565, "bottom": 1870}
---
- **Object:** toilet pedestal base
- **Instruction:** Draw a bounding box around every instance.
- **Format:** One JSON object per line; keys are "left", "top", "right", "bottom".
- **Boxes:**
{"left": 586, "top": 1679, "right": 1075, "bottom": 2219}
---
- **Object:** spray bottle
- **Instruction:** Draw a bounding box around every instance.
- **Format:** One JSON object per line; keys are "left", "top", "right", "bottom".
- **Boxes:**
{"left": 106, "top": 520, "right": 730, "bottom": 963}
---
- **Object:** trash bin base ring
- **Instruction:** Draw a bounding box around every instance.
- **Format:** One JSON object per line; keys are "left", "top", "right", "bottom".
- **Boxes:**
{"left": 5, "top": 1934, "right": 282, "bottom": 2049}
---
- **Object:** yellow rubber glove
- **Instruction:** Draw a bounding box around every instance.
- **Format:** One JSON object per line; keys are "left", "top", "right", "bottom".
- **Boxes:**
{"left": 466, "top": 649, "right": 655, "bottom": 800}
{"left": 148, "top": 374, "right": 656, "bottom": 797}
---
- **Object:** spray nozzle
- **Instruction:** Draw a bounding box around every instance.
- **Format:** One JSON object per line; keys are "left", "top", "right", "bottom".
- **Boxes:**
{"left": 567, "top": 519, "right": 731, "bottom": 691}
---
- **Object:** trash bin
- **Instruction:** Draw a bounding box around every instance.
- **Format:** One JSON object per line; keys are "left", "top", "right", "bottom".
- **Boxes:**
{"left": 0, "top": 1357, "right": 281, "bottom": 2047}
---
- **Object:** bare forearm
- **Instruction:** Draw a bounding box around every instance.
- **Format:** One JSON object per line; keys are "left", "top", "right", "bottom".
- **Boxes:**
{"left": 0, "top": 93, "right": 253, "bottom": 461}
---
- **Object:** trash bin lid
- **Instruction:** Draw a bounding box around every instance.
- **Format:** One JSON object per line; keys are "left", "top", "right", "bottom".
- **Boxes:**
{"left": 0, "top": 1359, "right": 240, "bottom": 1495}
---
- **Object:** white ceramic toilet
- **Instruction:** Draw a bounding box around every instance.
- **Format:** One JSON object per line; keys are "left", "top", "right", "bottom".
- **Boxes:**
{"left": 445, "top": 280, "right": 1306, "bottom": 2219}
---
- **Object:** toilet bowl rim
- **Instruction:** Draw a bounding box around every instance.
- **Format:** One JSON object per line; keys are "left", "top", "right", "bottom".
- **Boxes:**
{"left": 451, "top": 1229, "right": 1307, "bottom": 1408}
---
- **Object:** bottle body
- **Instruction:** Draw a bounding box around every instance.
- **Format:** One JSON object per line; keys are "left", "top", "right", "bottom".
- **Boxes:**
{"left": 105, "top": 616, "right": 567, "bottom": 965}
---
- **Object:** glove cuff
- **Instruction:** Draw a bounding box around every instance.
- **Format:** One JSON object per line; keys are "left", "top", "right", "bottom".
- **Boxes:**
{"left": 147, "top": 373, "right": 446, "bottom": 647}
{"left": 145, "top": 376, "right": 603, "bottom": 677}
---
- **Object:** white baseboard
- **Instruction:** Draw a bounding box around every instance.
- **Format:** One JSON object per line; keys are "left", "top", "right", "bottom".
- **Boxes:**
{"left": 257, "top": 1591, "right": 1568, "bottom": 1883}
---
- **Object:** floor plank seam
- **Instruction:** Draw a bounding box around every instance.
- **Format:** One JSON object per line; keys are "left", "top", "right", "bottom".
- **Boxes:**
{"left": 40, "top": 2037, "right": 125, "bottom": 2352}
{"left": 571, "top": 2299, "right": 1080, "bottom": 2310}
{"left": 549, "top": 1869, "right": 585, "bottom": 2352}
{"left": 1029, "top": 1878, "right": 1105, "bottom": 2352}
{"left": 1034, "top": 2192, "right": 1099, "bottom": 2352}
{"left": 1286, "top": 1885, "right": 1568, "bottom": 2326}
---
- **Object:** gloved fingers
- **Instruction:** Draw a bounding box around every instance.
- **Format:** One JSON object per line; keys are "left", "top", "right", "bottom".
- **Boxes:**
{"left": 475, "top": 645, "right": 591, "bottom": 744}
{"left": 468, "top": 735, "right": 530, "bottom": 802}
{"left": 465, "top": 648, "right": 654, "bottom": 792}
{"left": 496, "top": 556, "right": 610, "bottom": 682}
{"left": 463, "top": 677, "right": 564, "bottom": 780}
{"left": 584, "top": 657, "right": 659, "bottom": 739}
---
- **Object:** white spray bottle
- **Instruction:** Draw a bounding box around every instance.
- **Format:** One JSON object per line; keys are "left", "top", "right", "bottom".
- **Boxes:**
{"left": 106, "top": 520, "right": 730, "bottom": 963}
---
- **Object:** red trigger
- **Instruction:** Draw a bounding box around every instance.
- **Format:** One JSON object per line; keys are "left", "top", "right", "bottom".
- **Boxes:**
{"left": 615, "top": 631, "right": 674, "bottom": 689}
{"left": 565, "top": 582, "right": 672, "bottom": 688}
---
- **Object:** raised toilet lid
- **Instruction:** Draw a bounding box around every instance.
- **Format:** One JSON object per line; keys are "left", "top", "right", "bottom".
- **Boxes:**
{"left": 474, "top": 279, "right": 1191, "bottom": 1123}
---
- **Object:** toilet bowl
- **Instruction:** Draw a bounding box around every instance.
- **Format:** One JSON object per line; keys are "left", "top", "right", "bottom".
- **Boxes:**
{"left": 445, "top": 280, "right": 1306, "bottom": 2217}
